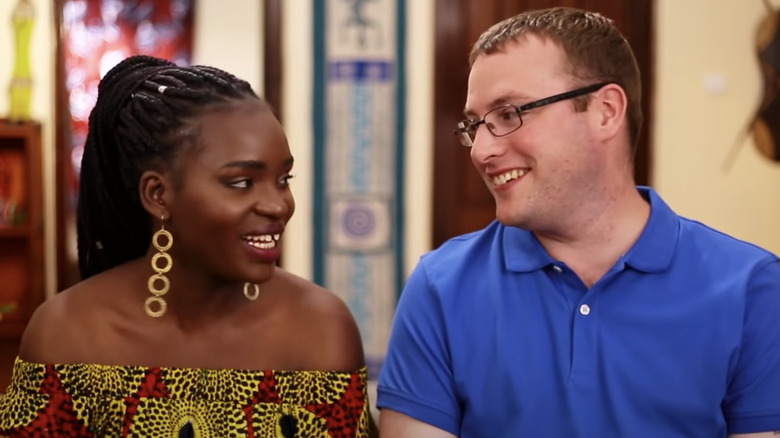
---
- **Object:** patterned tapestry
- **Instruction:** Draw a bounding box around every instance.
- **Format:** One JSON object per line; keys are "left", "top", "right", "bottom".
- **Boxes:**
{"left": 312, "top": 0, "right": 406, "bottom": 383}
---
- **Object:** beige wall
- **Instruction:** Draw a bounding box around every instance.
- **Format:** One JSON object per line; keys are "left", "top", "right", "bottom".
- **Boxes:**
{"left": 192, "top": 0, "right": 262, "bottom": 91}
{"left": 0, "top": 0, "right": 778, "bottom": 295}
{"left": 654, "top": 0, "right": 780, "bottom": 255}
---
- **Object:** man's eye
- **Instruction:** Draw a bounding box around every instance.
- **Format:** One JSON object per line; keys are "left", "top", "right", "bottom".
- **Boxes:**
{"left": 497, "top": 107, "right": 520, "bottom": 121}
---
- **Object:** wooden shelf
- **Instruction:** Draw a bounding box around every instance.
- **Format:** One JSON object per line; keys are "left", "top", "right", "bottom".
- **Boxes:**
{"left": 0, "top": 120, "right": 40, "bottom": 139}
{"left": 0, "top": 225, "right": 31, "bottom": 238}
{"left": 0, "top": 119, "right": 44, "bottom": 386}
{"left": 0, "top": 321, "right": 26, "bottom": 339}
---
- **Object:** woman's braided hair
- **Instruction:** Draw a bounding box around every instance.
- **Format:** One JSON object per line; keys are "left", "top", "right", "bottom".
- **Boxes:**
{"left": 77, "top": 55, "right": 259, "bottom": 280}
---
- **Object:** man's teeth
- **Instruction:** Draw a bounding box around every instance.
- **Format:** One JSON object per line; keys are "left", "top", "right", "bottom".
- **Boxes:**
{"left": 244, "top": 234, "right": 280, "bottom": 249}
{"left": 492, "top": 169, "right": 528, "bottom": 186}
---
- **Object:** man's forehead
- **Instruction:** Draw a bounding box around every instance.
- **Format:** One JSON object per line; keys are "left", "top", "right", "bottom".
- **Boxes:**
{"left": 464, "top": 41, "right": 570, "bottom": 114}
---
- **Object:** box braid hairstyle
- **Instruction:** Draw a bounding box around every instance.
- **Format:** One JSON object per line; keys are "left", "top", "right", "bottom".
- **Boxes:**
{"left": 77, "top": 55, "right": 261, "bottom": 280}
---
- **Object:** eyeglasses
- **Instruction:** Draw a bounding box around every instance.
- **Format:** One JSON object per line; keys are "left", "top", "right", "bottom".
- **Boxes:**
{"left": 454, "top": 82, "right": 610, "bottom": 147}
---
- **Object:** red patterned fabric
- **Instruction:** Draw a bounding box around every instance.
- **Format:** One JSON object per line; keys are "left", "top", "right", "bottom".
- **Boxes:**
{"left": 0, "top": 358, "right": 370, "bottom": 437}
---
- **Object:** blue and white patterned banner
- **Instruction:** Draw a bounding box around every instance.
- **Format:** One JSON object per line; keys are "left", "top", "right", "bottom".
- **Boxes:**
{"left": 313, "top": 0, "right": 405, "bottom": 380}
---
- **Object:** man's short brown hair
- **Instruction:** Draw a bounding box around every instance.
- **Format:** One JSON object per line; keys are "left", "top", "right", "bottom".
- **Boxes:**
{"left": 470, "top": 7, "right": 643, "bottom": 155}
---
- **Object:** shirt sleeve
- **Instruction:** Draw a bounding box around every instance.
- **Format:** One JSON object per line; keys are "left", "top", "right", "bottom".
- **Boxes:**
{"left": 376, "top": 257, "right": 462, "bottom": 435}
{"left": 724, "top": 258, "right": 780, "bottom": 434}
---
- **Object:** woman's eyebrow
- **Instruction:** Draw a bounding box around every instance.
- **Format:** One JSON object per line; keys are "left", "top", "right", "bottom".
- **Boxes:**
{"left": 220, "top": 156, "right": 294, "bottom": 170}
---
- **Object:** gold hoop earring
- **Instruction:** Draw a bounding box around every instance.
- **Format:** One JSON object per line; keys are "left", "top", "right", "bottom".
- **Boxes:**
{"left": 146, "top": 221, "right": 173, "bottom": 317}
{"left": 244, "top": 283, "right": 259, "bottom": 301}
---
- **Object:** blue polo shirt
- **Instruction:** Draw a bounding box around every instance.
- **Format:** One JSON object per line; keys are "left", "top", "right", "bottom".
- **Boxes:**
{"left": 377, "top": 187, "right": 780, "bottom": 437}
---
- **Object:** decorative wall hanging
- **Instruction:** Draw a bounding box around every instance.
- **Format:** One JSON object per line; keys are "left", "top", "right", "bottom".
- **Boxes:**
{"left": 312, "top": 0, "right": 406, "bottom": 380}
{"left": 725, "top": 0, "right": 780, "bottom": 169}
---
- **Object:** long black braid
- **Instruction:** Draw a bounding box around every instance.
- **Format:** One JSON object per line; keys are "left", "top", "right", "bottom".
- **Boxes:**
{"left": 77, "top": 55, "right": 260, "bottom": 280}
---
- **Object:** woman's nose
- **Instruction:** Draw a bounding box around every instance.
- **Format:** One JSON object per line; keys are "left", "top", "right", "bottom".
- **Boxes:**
{"left": 253, "top": 187, "right": 291, "bottom": 217}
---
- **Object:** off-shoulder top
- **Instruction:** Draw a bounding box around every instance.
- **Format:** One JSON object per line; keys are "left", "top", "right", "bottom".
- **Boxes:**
{"left": 0, "top": 357, "right": 369, "bottom": 437}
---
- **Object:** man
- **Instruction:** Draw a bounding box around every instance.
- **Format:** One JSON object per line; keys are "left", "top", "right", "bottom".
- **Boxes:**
{"left": 377, "top": 7, "right": 780, "bottom": 438}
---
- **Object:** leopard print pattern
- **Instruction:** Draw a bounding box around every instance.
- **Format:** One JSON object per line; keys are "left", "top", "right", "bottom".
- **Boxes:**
{"left": 0, "top": 358, "right": 369, "bottom": 437}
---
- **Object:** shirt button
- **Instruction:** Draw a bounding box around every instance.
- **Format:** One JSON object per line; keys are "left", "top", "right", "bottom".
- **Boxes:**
{"left": 579, "top": 304, "right": 591, "bottom": 316}
{"left": 552, "top": 265, "right": 563, "bottom": 273}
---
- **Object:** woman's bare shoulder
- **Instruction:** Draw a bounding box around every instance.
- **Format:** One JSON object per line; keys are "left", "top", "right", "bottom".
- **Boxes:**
{"left": 19, "top": 286, "right": 83, "bottom": 363}
{"left": 274, "top": 269, "right": 358, "bottom": 323}
{"left": 273, "top": 269, "right": 366, "bottom": 371}
{"left": 19, "top": 271, "right": 120, "bottom": 364}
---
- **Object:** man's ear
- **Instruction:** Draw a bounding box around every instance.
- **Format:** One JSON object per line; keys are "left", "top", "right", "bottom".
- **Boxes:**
{"left": 139, "top": 170, "right": 170, "bottom": 220}
{"left": 594, "top": 83, "right": 628, "bottom": 141}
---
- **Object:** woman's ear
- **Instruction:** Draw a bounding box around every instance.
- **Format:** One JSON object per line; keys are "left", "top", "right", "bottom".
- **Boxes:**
{"left": 139, "top": 170, "right": 170, "bottom": 219}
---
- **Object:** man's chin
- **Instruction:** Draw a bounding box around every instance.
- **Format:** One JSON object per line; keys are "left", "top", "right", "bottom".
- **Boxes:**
{"left": 495, "top": 209, "right": 530, "bottom": 229}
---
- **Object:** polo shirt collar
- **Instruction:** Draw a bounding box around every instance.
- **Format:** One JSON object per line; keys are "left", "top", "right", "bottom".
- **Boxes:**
{"left": 502, "top": 186, "right": 678, "bottom": 273}
{"left": 622, "top": 186, "right": 678, "bottom": 273}
{"left": 503, "top": 227, "right": 555, "bottom": 273}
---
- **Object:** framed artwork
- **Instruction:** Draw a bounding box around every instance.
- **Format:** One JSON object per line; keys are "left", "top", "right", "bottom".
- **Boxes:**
{"left": 54, "top": 0, "right": 196, "bottom": 289}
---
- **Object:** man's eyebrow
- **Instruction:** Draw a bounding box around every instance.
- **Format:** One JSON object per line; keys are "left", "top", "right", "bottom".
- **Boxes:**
{"left": 463, "top": 94, "right": 532, "bottom": 117}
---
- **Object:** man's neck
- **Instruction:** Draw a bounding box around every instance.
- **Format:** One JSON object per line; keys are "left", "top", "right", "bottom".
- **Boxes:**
{"left": 535, "top": 185, "right": 650, "bottom": 288}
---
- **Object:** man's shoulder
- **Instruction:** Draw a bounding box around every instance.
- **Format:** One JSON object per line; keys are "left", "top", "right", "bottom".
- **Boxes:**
{"left": 413, "top": 220, "right": 514, "bottom": 286}
{"left": 644, "top": 186, "right": 777, "bottom": 263}
{"left": 677, "top": 216, "right": 779, "bottom": 263}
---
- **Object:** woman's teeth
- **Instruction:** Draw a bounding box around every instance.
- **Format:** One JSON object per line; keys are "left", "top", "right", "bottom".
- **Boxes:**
{"left": 243, "top": 234, "right": 280, "bottom": 249}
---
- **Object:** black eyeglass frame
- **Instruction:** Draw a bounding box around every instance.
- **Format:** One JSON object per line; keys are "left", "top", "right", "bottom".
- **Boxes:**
{"left": 454, "top": 82, "right": 612, "bottom": 147}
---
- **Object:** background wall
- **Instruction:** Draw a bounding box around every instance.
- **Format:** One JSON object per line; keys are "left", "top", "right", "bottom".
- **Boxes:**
{"left": 0, "top": 0, "right": 778, "bottom": 295}
{"left": 192, "top": 0, "right": 262, "bottom": 91}
{"left": 653, "top": 0, "right": 780, "bottom": 252}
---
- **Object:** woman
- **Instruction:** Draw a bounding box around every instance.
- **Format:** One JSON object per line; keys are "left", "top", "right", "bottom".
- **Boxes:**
{"left": 0, "top": 55, "right": 370, "bottom": 437}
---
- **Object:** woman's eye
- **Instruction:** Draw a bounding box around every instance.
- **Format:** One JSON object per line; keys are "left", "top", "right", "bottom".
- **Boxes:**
{"left": 228, "top": 179, "right": 252, "bottom": 189}
{"left": 278, "top": 173, "right": 296, "bottom": 187}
